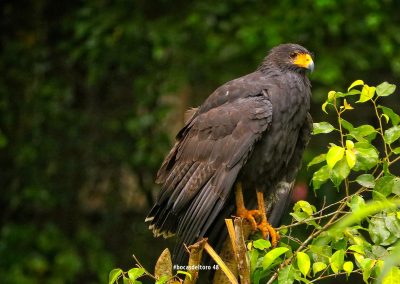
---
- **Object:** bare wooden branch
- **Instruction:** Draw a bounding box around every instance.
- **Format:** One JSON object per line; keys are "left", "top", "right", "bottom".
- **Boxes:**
{"left": 225, "top": 218, "right": 237, "bottom": 256}
{"left": 234, "top": 218, "right": 250, "bottom": 284}
{"left": 184, "top": 238, "right": 207, "bottom": 284}
{"left": 205, "top": 241, "right": 238, "bottom": 284}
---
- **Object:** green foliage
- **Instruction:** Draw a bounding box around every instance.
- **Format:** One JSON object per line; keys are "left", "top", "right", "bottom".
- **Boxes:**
{"left": 250, "top": 244, "right": 292, "bottom": 283}
{"left": 312, "top": 122, "right": 336, "bottom": 134}
{"left": 296, "top": 252, "right": 311, "bottom": 277}
{"left": 109, "top": 269, "right": 123, "bottom": 284}
{"left": 311, "top": 81, "right": 397, "bottom": 192}
{"left": 247, "top": 80, "right": 400, "bottom": 283}
{"left": 262, "top": 247, "right": 290, "bottom": 270}
{"left": 253, "top": 239, "right": 272, "bottom": 250}
{"left": 108, "top": 267, "right": 146, "bottom": 284}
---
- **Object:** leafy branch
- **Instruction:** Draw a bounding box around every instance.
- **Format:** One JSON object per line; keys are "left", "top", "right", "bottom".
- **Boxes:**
{"left": 248, "top": 80, "right": 400, "bottom": 284}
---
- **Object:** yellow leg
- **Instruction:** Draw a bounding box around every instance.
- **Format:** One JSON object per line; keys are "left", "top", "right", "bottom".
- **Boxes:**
{"left": 256, "top": 191, "right": 279, "bottom": 247}
{"left": 234, "top": 182, "right": 280, "bottom": 247}
{"left": 235, "top": 182, "right": 260, "bottom": 231}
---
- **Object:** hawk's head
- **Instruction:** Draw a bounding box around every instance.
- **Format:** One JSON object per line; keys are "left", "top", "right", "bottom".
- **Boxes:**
{"left": 261, "top": 43, "right": 314, "bottom": 73}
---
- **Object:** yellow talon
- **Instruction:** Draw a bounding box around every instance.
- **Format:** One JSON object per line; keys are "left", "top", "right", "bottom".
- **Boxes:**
{"left": 235, "top": 182, "right": 280, "bottom": 247}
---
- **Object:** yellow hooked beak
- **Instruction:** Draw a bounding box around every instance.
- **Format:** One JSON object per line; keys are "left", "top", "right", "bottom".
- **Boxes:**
{"left": 293, "top": 53, "right": 314, "bottom": 72}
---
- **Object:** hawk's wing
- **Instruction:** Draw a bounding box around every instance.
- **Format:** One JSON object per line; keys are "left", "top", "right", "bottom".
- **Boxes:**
{"left": 146, "top": 92, "right": 272, "bottom": 251}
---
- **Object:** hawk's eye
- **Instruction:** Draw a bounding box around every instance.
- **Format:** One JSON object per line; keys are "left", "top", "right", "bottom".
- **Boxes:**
{"left": 290, "top": 52, "right": 297, "bottom": 59}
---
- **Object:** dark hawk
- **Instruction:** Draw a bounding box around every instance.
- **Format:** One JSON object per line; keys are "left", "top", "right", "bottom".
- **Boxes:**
{"left": 146, "top": 43, "right": 314, "bottom": 265}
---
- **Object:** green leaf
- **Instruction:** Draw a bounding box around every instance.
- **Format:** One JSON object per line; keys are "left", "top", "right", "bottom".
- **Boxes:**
{"left": 357, "top": 84, "right": 375, "bottom": 103}
{"left": 349, "top": 125, "right": 377, "bottom": 142}
{"left": 355, "top": 174, "right": 375, "bottom": 188}
{"left": 374, "top": 260, "right": 384, "bottom": 278}
{"left": 321, "top": 101, "right": 329, "bottom": 114}
{"left": 377, "top": 244, "right": 400, "bottom": 283}
{"left": 348, "top": 195, "right": 366, "bottom": 212}
{"left": 353, "top": 252, "right": 365, "bottom": 267}
{"left": 393, "top": 178, "right": 400, "bottom": 195}
{"left": 348, "top": 79, "right": 364, "bottom": 91}
{"left": 373, "top": 176, "right": 400, "bottom": 200}
{"left": 307, "top": 154, "right": 326, "bottom": 168}
{"left": 332, "top": 238, "right": 347, "bottom": 251}
{"left": 155, "top": 275, "right": 170, "bottom": 284}
{"left": 327, "top": 90, "right": 336, "bottom": 101}
{"left": 128, "top": 268, "right": 145, "bottom": 280}
{"left": 335, "top": 92, "right": 345, "bottom": 97}
{"left": 385, "top": 213, "right": 400, "bottom": 238}
{"left": 293, "top": 200, "right": 316, "bottom": 216}
{"left": 371, "top": 245, "right": 388, "bottom": 258}
{"left": 313, "top": 122, "right": 335, "bottom": 135}
{"left": 312, "top": 262, "right": 327, "bottom": 275}
{"left": 253, "top": 269, "right": 262, "bottom": 284}
{"left": 346, "top": 140, "right": 354, "bottom": 150}
{"left": 326, "top": 144, "right": 345, "bottom": 169}
{"left": 340, "top": 119, "right": 354, "bottom": 131}
{"left": 353, "top": 142, "right": 379, "bottom": 171}
{"left": 330, "top": 250, "right": 345, "bottom": 274}
{"left": 382, "top": 114, "right": 390, "bottom": 123}
{"left": 290, "top": 211, "right": 320, "bottom": 229}
{"left": 384, "top": 125, "right": 400, "bottom": 144}
{"left": 376, "top": 82, "right": 396, "bottom": 97}
{"left": 392, "top": 147, "right": 400, "bottom": 154}
{"left": 343, "top": 261, "right": 353, "bottom": 276}
{"left": 330, "top": 158, "right": 350, "bottom": 187}
{"left": 297, "top": 252, "right": 310, "bottom": 277}
{"left": 249, "top": 249, "right": 259, "bottom": 274}
{"left": 109, "top": 268, "right": 123, "bottom": 284}
{"left": 369, "top": 213, "right": 397, "bottom": 246}
{"left": 361, "top": 258, "right": 375, "bottom": 284}
{"left": 312, "top": 165, "right": 330, "bottom": 190}
{"left": 309, "top": 243, "right": 332, "bottom": 263}
{"left": 347, "top": 89, "right": 362, "bottom": 96}
{"left": 378, "top": 106, "right": 400, "bottom": 126}
{"left": 128, "top": 279, "right": 141, "bottom": 284}
{"left": 345, "top": 149, "right": 356, "bottom": 169}
{"left": 278, "top": 264, "right": 297, "bottom": 284}
{"left": 290, "top": 211, "right": 309, "bottom": 222}
{"left": 253, "top": 239, "right": 271, "bottom": 250}
{"left": 348, "top": 244, "right": 365, "bottom": 255}
{"left": 353, "top": 235, "right": 366, "bottom": 246}
{"left": 382, "top": 267, "right": 400, "bottom": 284}
{"left": 262, "top": 247, "right": 289, "bottom": 269}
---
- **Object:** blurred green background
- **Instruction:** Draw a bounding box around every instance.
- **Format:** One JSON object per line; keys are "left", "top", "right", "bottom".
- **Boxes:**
{"left": 1, "top": 0, "right": 400, "bottom": 283}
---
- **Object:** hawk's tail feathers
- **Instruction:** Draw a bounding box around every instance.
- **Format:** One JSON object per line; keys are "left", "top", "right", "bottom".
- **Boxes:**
{"left": 145, "top": 204, "right": 177, "bottom": 238}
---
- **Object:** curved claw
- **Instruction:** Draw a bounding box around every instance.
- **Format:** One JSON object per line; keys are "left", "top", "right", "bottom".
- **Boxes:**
{"left": 236, "top": 208, "right": 260, "bottom": 231}
{"left": 235, "top": 182, "right": 280, "bottom": 247}
{"left": 257, "top": 220, "right": 280, "bottom": 247}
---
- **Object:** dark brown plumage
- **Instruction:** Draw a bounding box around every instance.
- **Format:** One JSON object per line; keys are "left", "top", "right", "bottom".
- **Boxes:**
{"left": 146, "top": 43, "right": 314, "bottom": 265}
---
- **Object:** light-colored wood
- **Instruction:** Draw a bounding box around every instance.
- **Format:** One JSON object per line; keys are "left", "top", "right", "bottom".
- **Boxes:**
{"left": 183, "top": 238, "right": 207, "bottom": 284}
{"left": 205, "top": 241, "right": 238, "bottom": 284}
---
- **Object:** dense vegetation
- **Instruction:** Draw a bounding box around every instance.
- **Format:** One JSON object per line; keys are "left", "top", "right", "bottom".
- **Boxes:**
{"left": 1, "top": 1, "right": 400, "bottom": 283}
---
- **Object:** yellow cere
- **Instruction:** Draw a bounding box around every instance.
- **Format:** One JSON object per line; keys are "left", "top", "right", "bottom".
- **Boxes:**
{"left": 293, "top": 53, "right": 313, "bottom": 69}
